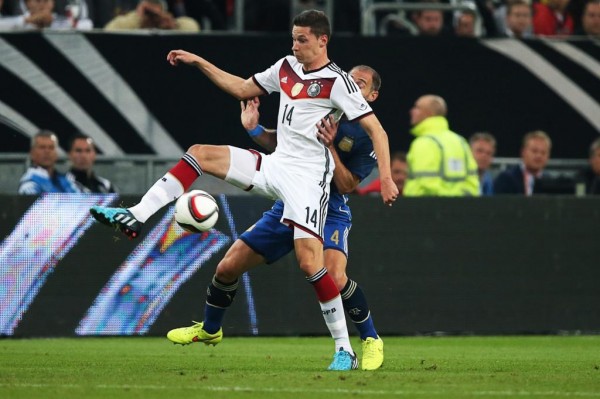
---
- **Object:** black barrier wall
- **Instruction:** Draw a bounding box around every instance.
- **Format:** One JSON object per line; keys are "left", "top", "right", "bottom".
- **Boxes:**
{"left": 2, "top": 33, "right": 599, "bottom": 157}
{"left": 1, "top": 194, "right": 599, "bottom": 337}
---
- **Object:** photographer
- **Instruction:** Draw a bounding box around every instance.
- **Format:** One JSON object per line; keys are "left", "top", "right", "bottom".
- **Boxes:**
{"left": 104, "top": 0, "right": 199, "bottom": 32}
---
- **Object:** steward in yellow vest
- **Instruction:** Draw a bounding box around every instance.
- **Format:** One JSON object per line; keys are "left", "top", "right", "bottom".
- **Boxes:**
{"left": 404, "top": 95, "right": 480, "bottom": 196}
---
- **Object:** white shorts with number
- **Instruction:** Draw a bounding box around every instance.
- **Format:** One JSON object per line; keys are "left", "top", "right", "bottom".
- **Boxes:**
{"left": 225, "top": 146, "right": 332, "bottom": 241}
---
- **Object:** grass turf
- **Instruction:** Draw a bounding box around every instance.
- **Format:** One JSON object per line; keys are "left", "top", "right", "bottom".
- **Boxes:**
{"left": 0, "top": 336, "right": 599, "bottom": 399}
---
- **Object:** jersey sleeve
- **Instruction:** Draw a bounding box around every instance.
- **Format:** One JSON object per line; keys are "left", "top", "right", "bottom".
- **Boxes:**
{"left": 252, "top": 57, "right": 286, "bottom": 95}
{"left": 344, "top": 136, "right": 377, "bottom": 181}
{"left": 330, "top": 75, "right": 373, "bottom": 121}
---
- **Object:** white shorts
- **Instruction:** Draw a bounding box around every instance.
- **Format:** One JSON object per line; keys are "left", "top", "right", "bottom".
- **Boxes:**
{"left": 225, "top": 146, "right": 332, "bottom": 241}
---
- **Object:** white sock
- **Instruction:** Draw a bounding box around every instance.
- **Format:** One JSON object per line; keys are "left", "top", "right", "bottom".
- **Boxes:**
{"left": 320, "top": 295, "right": 353, "bottom": 354}
{"left": 128, "top": 172, "right": 184, "bottom": 223}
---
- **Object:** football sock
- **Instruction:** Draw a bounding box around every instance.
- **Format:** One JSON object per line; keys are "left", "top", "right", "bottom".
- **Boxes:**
{"left": 203, "top": 276, "right": 238, "bottom": 334}
{"left": 341, "top": 279, "right": 378, "bottom": 340}
{"left": 307, "top": 268, "right": 353, "bottom": 354}
{"left": 129, "top": 154, "right": 202, "bottom": 223}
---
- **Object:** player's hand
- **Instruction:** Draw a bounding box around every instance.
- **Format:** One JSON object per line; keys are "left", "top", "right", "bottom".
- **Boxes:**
{"left": 316, "top": 115, "right": 338, "bottom": 148}
{"left": 167, "top": 50, "right": 200, "bottom": 67}
{"left": 380, "top": 176, "right": 399, "bottom": 206}
{"left": 240, "top": 97, "right": 261, "bottom": 131}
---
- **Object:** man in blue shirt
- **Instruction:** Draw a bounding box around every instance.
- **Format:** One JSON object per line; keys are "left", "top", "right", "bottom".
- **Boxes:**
{"left": 167, "top": 65, "right": 385, "bottom": 371}
{"left": 469, "top": 132, "right": 496, "bottom": 196}
{"left": 18, "top": 130, "right": 81, "bottom": 195}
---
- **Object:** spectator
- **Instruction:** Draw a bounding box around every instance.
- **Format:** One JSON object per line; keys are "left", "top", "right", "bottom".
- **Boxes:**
{"left": 172, "top": 0, "right": 226, "bottom": 30}
{"left": 413, "top": 8, "right": 445, "bottom": 36}
{"left": 504, "top": 0, "right": 533, "bottom": 38}
{"left": 575, "top": 137, "right": 600, "bottom": 195}
{"left": 493, "top": 130, "right": 551, "bottom": 195}
{"left": 469, "top": 132, "right": 496, "bottom": 196}
{"left": 575, "top": 0, "right": 600, "bottom": 36}
{"left": 67, "top": 133, "right": 117, "bottom": 193}
{"left": 1, "top": 0, "right": 93, "bottom": 30}
{"left": 104, "top": 0, "right": 199, "bottom": 31}
{"left": 18, "top": 130, "right": 81, "bottom": 195}
{"left": 454, "top": 9, "right": 477, "bottom": 37}
{"left": 404, "top": 95, "right": 480, "bottom": 196}
{"left": 533, "top": 0, "right": 574, "bottom": 36}
{"left": 357, "top": 151, "right": 408, "bottom": 196}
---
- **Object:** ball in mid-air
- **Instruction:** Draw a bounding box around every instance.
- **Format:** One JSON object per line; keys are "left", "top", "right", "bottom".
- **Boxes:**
{"left": 174, "top": 190, "right": 219, "bottom": 233}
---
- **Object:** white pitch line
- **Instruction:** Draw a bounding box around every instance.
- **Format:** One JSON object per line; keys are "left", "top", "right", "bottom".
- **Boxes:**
{"left": 1, "top": 383, "right": 600, "bottom": 397}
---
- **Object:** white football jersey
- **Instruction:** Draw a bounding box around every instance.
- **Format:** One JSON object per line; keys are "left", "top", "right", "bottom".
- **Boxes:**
{"left": 253, "top": 56, "right": 373, "bottom": 180}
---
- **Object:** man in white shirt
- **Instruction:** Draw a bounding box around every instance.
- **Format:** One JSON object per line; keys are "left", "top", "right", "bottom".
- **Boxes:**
{"left": 0, "top": 0, "right": 92, "bottom": 30}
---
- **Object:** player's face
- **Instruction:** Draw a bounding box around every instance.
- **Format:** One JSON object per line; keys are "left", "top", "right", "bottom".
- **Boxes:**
{"left": 349, "top": 69, "right": 378, "bottom": 102}
{"left": 291, "top": 26, "right": 325, "bottom": 67}
{"left": 470, "top": 139, "right": 495, "bottom": 171}
{"left": 521, "top": 137, "right": 550, "bottom": 174}
{"left": 69, "top": 138, "right": 96, "bottom": 171}
{"left": 31, "top": 136, "right": 58, "bottom": 169}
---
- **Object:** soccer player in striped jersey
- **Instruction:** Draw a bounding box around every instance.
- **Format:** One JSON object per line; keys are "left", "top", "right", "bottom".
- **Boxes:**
{"left": 224, "top": 65, "right": 385, "bottom": 370}
{"left": 90, "top": 10, "right": 398, "bottom": 370}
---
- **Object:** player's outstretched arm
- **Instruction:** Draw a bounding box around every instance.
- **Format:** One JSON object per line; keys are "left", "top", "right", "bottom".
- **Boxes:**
{"left": 316, "top": 116, "right": 359, "bottom": 194}
{"left": 167, "top": 49, "right": 263, "bottom": 100}
{"left": 359, "top": 114, "right": 399, "bottom": 205}
{"left": 240, "top": 97, "right": 277, "bottom": 152}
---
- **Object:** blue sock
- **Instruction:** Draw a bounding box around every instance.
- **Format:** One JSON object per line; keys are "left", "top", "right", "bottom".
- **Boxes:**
{"left": 341, "top": 279, "right": 378, "bottom": 340}
{"left": 203, "top": 276, "right": 238, "bottom": 334}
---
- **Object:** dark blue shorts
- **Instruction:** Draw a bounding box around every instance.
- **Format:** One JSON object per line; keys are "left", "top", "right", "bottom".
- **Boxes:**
{"left": 240, "top": 207, "right": 351, "bottom": 264}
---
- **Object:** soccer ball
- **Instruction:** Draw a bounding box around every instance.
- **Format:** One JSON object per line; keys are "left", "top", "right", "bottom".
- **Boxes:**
{"left": 174, "top": 190, "right": 219, "bottom": 233}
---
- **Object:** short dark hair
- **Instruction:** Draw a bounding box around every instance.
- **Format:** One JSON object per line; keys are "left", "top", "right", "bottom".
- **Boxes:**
{"left": 292, "top": 10, "right": 331, "bottom": 39}
{"left": 506, "top": 0, "right": 531, "bottom": 15}
{"left": 391, "top": 151, "right": 407, "bottom": 163}
{"left": 68, "top": 133, "right": 95, "bottom": 152}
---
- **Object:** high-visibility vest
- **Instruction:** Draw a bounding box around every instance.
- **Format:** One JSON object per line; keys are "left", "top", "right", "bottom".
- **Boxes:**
{"left": 404, "top": 116, "right": 480, "bottom": 197}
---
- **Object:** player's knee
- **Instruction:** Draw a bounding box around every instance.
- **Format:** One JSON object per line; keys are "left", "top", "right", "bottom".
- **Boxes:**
{"left": 215, "top": 257, "right": 240, "bottom": 283}
{"left": 328, "top": 270, "right": 347, "bottom": 291}
{"left": 187, "top": 144, "right": 208, "bottom": 162}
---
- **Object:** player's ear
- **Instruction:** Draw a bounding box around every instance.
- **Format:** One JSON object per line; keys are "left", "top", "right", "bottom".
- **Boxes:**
{"left": 367, "top": 90, "right": 379, "bottom": 102}
{"left": 319, "top": 34, "right": 328, "bottom": 47}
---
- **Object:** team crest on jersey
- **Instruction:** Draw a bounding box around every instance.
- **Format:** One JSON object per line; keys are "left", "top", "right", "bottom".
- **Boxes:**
{"left": 307, "top": 81, "right": 322, "bottom": 97}
{"left": 338, "top": 136, "right": 354, "bottom": 152}
{"left": 291, "top": 83, "right": 304, "bottom": 97}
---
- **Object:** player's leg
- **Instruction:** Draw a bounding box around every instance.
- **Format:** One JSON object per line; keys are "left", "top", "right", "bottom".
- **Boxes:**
{"left": 90, "top": 145, "right": 257, "bottom": 238}
{"left": 324, "top": 220, "right": 384, "bottom": 370}
{"left": 167, "top": 206, "right": 294, "bottom": 345}
{"left": 324, "top": 248, "right": 384, "bottom": 371}
{"left": 167, "top": 239, "right": 265, "bottom": 345}
{"left": 294, "top": 235, "right": 357, "bottom": 371}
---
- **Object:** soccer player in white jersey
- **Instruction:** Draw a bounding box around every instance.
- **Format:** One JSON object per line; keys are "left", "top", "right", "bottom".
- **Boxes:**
{"left": 90, "top": 10, "right": 398, "bottom": 371}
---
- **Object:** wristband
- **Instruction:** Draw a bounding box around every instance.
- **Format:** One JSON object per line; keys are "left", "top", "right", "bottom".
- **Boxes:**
{"left": 247, "top": 125, "right": 264, "bottom": 137}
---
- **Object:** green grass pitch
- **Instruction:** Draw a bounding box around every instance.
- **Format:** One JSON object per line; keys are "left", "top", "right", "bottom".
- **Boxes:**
{"left": 1, "top": 336, "right": 599, "bottom": 398}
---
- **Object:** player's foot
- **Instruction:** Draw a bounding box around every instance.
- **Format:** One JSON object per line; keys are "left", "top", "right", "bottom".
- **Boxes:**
{"left": 327, "top": 348, "right": 358, "bottom": 371}
{"left": 167, "top": 321, "right": 222, "bottom": 346}
{"left": 361, "top": 336, "right": 384, "bottom": 371}
{"left": 90, "top": 206, "right": 143, "bottom": 239}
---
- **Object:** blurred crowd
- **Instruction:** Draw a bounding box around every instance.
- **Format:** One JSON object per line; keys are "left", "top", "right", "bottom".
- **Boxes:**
{"left": 0, "top": 0, "right": 598, "bottom": 38}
